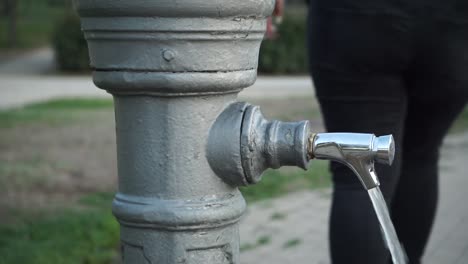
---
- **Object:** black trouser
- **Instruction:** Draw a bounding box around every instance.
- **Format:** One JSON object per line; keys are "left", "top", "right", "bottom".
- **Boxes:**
{"left": 307, "top": 5, "right": 468, "bottom": 264}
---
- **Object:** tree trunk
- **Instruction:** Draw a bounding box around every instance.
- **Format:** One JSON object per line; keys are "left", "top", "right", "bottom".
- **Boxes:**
{"left": 6, "top": 0, "right": 18, "bottom": 47}
{"left": 2, "top": 0, "right": 8, "bottom": 16}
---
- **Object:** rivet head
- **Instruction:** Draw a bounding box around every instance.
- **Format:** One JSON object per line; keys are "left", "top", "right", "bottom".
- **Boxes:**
{"left": 163, "top": 49, "right": 175, "bottom": 61}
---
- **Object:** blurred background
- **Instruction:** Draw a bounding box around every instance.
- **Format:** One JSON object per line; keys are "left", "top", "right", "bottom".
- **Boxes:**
{"left": 0, "top": 0, "right": 467, "bottom": 263}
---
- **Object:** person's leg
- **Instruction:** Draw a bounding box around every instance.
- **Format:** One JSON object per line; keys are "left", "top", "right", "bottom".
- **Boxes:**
{"left": 391, "top": 20, "right": 468, "bottom": 263}
{"left": 314, "top": 70, "right": 406, "bottom": 264}
{"left": 307, "top": 5, "right": 413, "bottom": 263}
{"left": 391, "top": 95, "right": 466, "bottom": 264}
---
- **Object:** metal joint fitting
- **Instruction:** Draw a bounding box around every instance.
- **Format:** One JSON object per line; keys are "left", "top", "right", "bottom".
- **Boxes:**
{"left": 207, "top": 102, "right": 311, "bottom": 186}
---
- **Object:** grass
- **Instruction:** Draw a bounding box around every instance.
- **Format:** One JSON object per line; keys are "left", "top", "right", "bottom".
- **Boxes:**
{"left": 257, "top": 235, "right": 271, "bottom": 246}
{"left": 450, "top": 105, "right": 468, "bottom": 134}
{"left": 0, "top": 98, "right": 113, "bottom": 128}
{"left": 270, "top": 212, "right": 287, "bottom": 220}
{"left": 0, "top": 158, "right": 52, "bottom": 191}
{"left": 0, "top": 0, "right": 70, "bottom": 50}
{"left": 283, "top": 238, "right": 302, "bottom": 249}
{"left": 0, "top": 163, "right": 330, "bottom": 261}
{"left": 239, "top": 243, "right": 256, "bottom": 252}
{"left": 0, "top": 193, "right": 119, "bottom": 264}
{"left": 240, "top": 160, "right": 331, "bottom": 203}
{"left": 240, "top": 235, "right": 272, "bottom": 252}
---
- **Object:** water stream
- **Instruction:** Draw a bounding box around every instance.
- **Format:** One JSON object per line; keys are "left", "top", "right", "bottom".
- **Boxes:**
{"left": 368, "top": 187, "right": 407, "bottom": 264}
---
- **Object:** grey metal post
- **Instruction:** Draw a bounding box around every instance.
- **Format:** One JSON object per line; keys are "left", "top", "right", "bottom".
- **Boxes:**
{"left": 75, "top": 2, "right": 398, "bottom": 263}
{"left": 74, "top": 1, "right": 274, "bottom": 263}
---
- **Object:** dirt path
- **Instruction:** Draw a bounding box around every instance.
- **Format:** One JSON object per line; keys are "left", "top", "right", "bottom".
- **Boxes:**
{"left": 0, "top": 109, "right": 117, "bottom": 213}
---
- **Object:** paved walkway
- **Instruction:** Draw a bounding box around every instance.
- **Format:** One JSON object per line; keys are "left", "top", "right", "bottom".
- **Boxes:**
{"left": 0, "top": 47, "right": 56, "bottom": 75}
{"left": 424, "top": 132, "right": 468, "bottom": 264}
{"left": 239, "top": 132, "right": 468, "bottom": 264}
{"left": 0, "top": 47, "right": 315, "bottom": 110}
{"left": 0, "top": 74, "right": 314, "bottom": 110}
{"left": 0, "top": 75, "right": 109, "bottom": 109}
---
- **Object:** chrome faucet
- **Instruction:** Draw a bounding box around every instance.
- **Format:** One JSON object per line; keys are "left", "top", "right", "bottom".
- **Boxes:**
{"left": 309, "top": 133, "right": 395, "bottom": 190}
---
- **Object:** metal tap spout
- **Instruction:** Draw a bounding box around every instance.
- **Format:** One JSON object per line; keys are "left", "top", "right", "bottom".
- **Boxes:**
{"left": 310, "top": 133, "right": 395, "bottom": 190}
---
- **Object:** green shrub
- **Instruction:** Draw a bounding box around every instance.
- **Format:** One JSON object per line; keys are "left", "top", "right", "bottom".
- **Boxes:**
{"left": 52, "top": 12, "right": 90, "bottom": 72}
{"left": 46, "top": 0, "right": 72, "bottom": 8}
{"left": 258, "top": 11, "right": 308, "bottom": 74}
{"left": 0, "top": 0, "right": 68, "bottom": 49}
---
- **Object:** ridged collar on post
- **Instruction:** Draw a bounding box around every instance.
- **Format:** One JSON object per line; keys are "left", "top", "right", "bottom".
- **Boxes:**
{"left": 74, "top": 0, "right": 275, "bottom": 96}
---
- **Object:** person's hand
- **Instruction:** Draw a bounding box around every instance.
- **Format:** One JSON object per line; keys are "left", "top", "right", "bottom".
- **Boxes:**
{"left": 266, "top": 0, "right": 284, "bottom": 40}
{"left": 273, "top": 0, "right": 284, "bottom": 20}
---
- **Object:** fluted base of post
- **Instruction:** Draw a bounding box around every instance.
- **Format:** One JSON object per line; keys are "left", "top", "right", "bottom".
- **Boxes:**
{"left": 114, "top": 191, "right": 245, "bottom": 264}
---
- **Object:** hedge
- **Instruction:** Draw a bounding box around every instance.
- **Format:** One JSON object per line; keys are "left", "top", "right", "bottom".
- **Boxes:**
{"left": 51, "top": 12, "right": 90, "bottom": 72}
{"left": 258, "top": 12, "right": 308, "bottom": 74}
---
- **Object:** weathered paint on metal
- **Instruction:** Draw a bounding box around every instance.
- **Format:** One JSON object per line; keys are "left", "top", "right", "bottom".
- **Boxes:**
{"left": 74, "top": 3, "right": 398, "bottom": 262}
{"left": 112, "top": 94, "right": 247, "bottom": 263}
{"left": 207, "top": 102, "right": 311, "bottom": 186}
{"left": 74, "top": 0, "right": 276, "bottom": 263}
{"left": 74, "top": 0, "right": 275, "bottom": 96}
{"left": 239, "top": 104, "right": 310, "bottom": 183}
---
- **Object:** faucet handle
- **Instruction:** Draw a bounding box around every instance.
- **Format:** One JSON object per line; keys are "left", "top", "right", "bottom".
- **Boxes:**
{"left": 373, "top": 135, "right": 395, "bottom": 166}
{"left": 310, "top": 133, "right": 396, "bottom": 190}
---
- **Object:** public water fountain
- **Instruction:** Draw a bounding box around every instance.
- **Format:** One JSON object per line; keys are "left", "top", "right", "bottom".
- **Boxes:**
{"left": 208, "top": 106, "right": 407, "bottom": 263}
{"left": 74, "top": 1, "right": 408, "bottom": 263}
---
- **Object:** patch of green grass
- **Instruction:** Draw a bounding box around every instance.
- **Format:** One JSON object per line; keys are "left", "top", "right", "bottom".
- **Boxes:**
{"left": 0, "top": 98, "right": 113, "bottom": 128}
{"left": 27, "top": 98, "right": 114, "bottom": 110}
{"left": 270, "top": 212, "right": 287, "bottom": 221}
{"left": 283, "top": 238, "right": 302, "bottom": 249}
{"left": 240, "top": 160, "right": 331, "bottom": 203}
{"left": 0, "top": 192, "right": 119, "bottom": 264}
{"left": 240, "top": 242, "right": 255, "bottom": 252}
{"left": 257, "top": 235, "right": 271, "bottom": 246}
{"left": 0, "top": 162, "right": 329, "bottom": 262}
{"left": 0, "top": 159, "right": 52, "bottom": 190}
{"left": 240, "top": 235, "right": 272, "bottom": 252}
{"left": 79, "top": 192, "right": 114, "bottom": 208}
{"left": 450, "top": 106, "right": 468, "bottom": 133}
